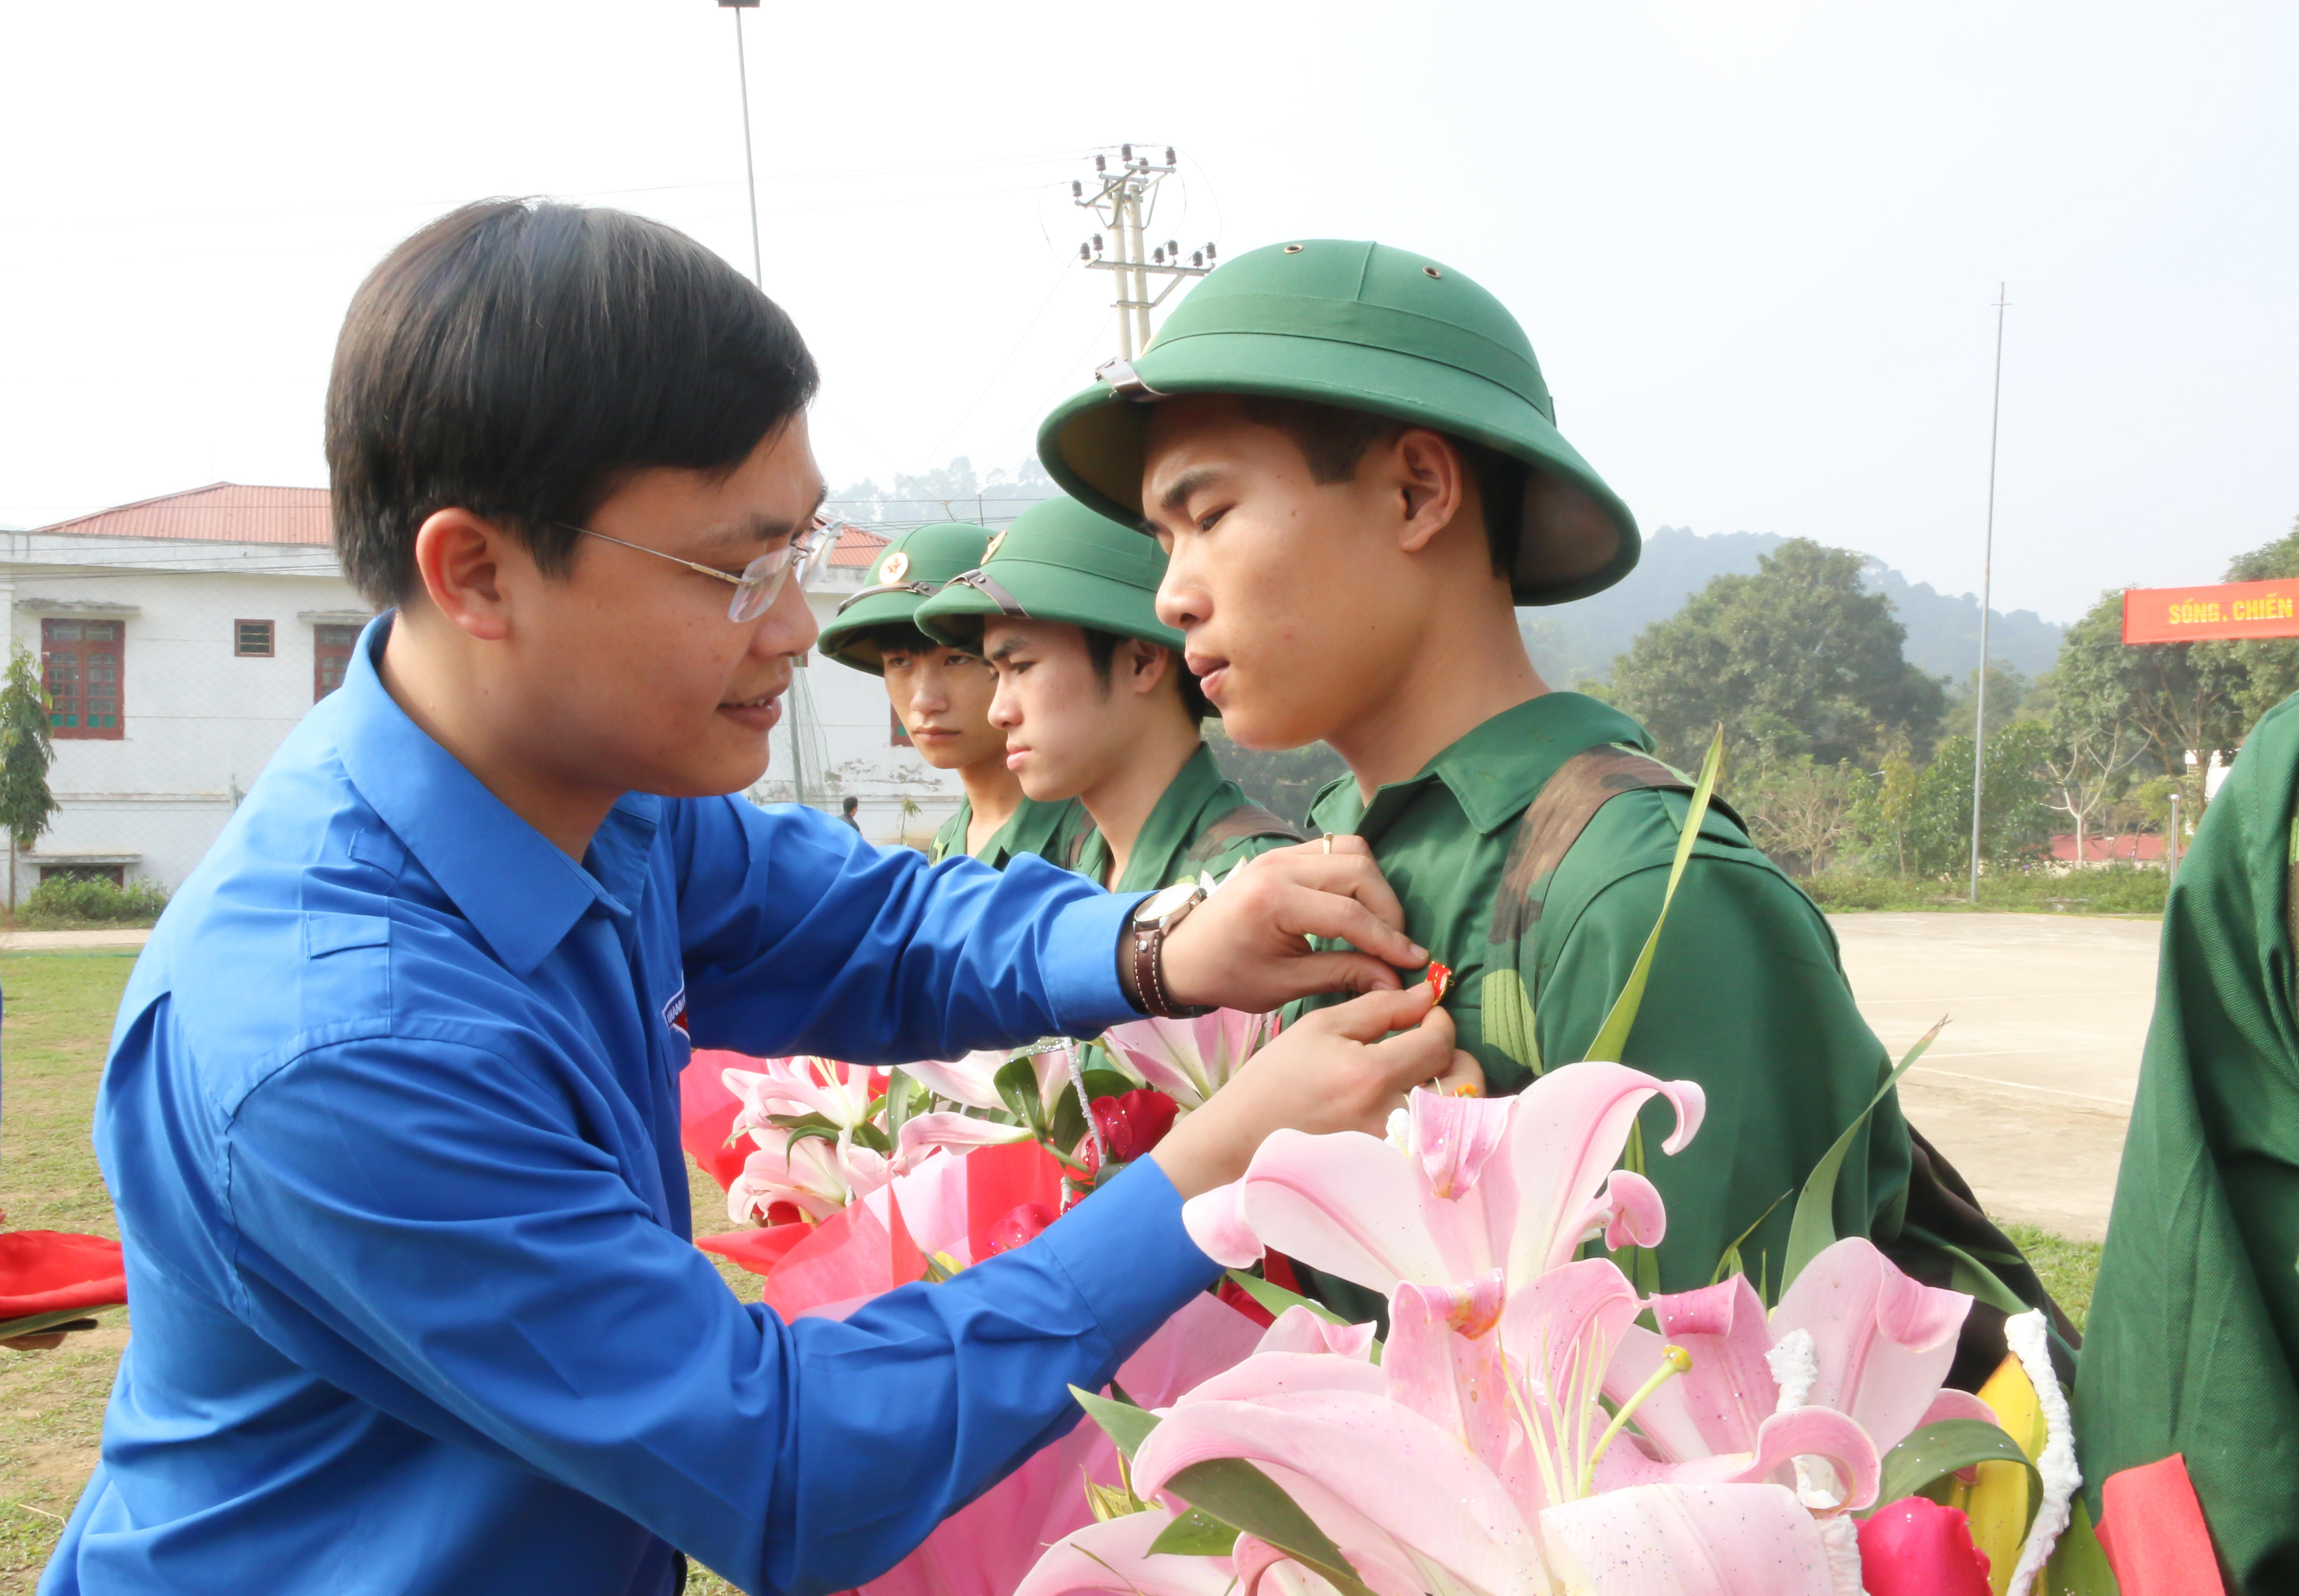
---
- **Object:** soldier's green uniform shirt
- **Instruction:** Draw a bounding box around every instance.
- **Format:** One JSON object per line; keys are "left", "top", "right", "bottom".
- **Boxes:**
{"left": 2080, "top": 690, "right": 2299, "bottom": 1592}
{"left": 1068, "top": 742, "right": 1298, "bottom": 892}
{"left": 927, "top": 795, "right": 1093, "bottom": 869}
{"left": 1290, "top": 692, "right": 1914, "bottom": 1306}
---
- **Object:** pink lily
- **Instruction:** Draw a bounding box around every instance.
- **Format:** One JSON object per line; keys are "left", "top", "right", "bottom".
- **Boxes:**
{"left": 1600, "top": 1236, "right": 1995, "bottom": 1477}
{"left": 1101, "top": 1009, "right": 1277, "bottom": 1110}
{"left": 728, "top": 1112, "right": 1029, "bottom": 1226}
{"left": 1183, "top": 1066, "right": 1704, "bottom": 1296}
{"left": 900, "top": 1049, "right": 1013, "bottom": 1113}
{"left": 1108, "top": 1267, "right": 1875, "bottom": 1596}
{"left": 723, "top": 1055, "right": 884, "bottom": 1139}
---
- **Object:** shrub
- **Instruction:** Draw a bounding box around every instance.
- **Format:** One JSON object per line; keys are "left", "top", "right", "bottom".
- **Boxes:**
{"left": 20, "top": 875, "right": 170, "bottom": 928}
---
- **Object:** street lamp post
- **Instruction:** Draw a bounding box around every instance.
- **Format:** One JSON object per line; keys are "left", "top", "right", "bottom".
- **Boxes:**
{"left": 717, "top": 0, "right": 763, "bottom": 288}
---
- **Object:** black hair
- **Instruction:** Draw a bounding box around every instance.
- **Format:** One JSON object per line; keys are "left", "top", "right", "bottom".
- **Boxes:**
{"left": 326, "top": 199, "right": 820, "bottom": 606}
{"left": 1239, "top": 396, "right": 1521, "bottom": 580}
{"left": 868, "top": 623, "right": 941, "bottom": 661}
{"left": 1083, "top": 627, "right": 1214, "bottom": 721}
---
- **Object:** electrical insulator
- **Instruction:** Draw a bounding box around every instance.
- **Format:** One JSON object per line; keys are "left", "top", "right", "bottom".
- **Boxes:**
{"left": 1165, "top": 147, "right": 1176, "bottom": 165}
{"left": 1121, "top": 144, "right": 1133, "bottom": 161}
{"left": 1191, "top": 251, "right": 1203, "bottom": 268}
{"left": 1071, "top": 179, "right": 1082, "bottom": 197}
{"left": 1095, "top": 154, "right": 1107, "bottom": 172}
{"left": 1166, "top": 239, "right": 1178, "bottom": 258}
{"left": 1093, "top": 234, "right": 1103, "bottom": 251}
{"left": 1079, "top": 243, "right": 1090, "bottom": 261}
{"left": 1206, "top": 242, "right": 1217, "bottom": 261}
{"left": 1152, "top": 247, "right": 1164, "bottom": 265}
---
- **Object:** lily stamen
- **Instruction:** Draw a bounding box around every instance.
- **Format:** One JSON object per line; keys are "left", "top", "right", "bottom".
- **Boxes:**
{"left": 1579, "top": 1344, "right": 1693, "bottom": 1497}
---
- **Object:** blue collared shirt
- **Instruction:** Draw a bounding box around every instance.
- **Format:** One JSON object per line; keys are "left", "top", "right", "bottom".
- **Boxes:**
{"left": 42, "top": 620, "right": 1214, "bottom": 1596}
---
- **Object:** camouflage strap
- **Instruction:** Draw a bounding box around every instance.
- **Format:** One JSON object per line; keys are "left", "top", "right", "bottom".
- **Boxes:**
{"left": 1180, "top": 802, "right": 1303, "bottom": 873}
{"left": 1479, "top": 743, "right": 1745, "bottom": 1076}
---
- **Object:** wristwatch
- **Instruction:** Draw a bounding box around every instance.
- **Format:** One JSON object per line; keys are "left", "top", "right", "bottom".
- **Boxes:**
{"left": 1119, "top": 880, "right": 1213, "bottom": 1019}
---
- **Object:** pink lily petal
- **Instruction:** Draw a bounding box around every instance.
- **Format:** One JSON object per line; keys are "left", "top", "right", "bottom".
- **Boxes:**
{"left": 1256, "top": 1306, "right": 1378, "bottom": 1361}
{"left": 1771, "top": 1237, "right": 1973, "bottom": 1454}
{"left": 1918, "top": 1389, "right": 1999, "bottom": 1428}
{"left": 1408, "top": 1091, "right": 1513, "bottom": 1200}
{"left": 900, "top": 1051, "right": 1011, "bottom": 1113}
{"left": 893, "top": 1112, "right": 1032, "bottom": 1170}
{"left": 1598, "top": 1171, "right": 1667, "bottom": 1251}
{"left": 886, "top": 1153, "right": 972, "bottom": 1267}
{"left": 1602, "top": 1277, "right": 1779, "bottom": 1463}
{"left": 1132, "top": 1393, "right": 1546, "bottom": 1596}
{"left": 1386, "top": 1275, "right": 1513, "bottom": 1476}
{"left": 1498, "top": 1257, "right": 1643, "bottom": 1409}
{"left": 1539, "top": 1483, "right": 1840, "bottom": 1595}
{"left": 1233, "top": 1130, "right": 1482, "bottom": 1290}
{"left": 1165, "top": 1351, "right": 1388, "bottom": 1410}
{"left": 1010, "top": 1510, "right": 1238, "bottom": 1596}
{"left": 1117, "top": 1292, "right": 1271, "bottom": 1407}
{"left": 1181, "top": 1181, "right": 1264, "bottom": 1269}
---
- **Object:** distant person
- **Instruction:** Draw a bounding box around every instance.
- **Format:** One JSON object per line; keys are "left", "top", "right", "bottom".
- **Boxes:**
{"left": 914, "top": 495, "right": 1299, "bottom": 894}
{"left": 838, "top": 793, "right": 862, "bottom": 832}
{"left": 816, "top": 522, "right": 1090, "bottom": 867}
{"left": 2080, "top": 696, "right": 2299, "bottom": 1587}
{"left": 38, "top": 200, "right": 1469, "bottom": 1596}
{"left": 1032, "top": 238, "right": 2066, "bottom": 1354}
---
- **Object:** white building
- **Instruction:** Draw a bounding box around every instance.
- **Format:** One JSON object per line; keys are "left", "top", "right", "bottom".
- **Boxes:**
{"left": 7, "top": 485, "right": 964, "bottom": 899}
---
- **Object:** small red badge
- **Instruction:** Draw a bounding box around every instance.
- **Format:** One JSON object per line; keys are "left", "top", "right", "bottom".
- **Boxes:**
{"left": 1426, "top": 960, "right": 1455, "bottom": 1002}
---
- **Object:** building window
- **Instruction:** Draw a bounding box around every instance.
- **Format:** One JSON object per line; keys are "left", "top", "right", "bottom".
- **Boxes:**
{"left": 314, "top": 623, "right": 359, "bottom": 700}
{"left": 236, "top": 619, "right": 275, "bottom": 657}
{"left": 43, "top": 619, "right": 124, "bottom": 739}
{"left": 890, "top": 706, "right": 913, "bottom": 747}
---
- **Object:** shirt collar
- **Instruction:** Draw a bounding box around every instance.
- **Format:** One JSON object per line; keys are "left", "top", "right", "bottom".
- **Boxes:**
{"left": 1309, "top": 693, "right": 1654, "bottom": 841}
{"left": 333, "top": 615, "right": 655, "bottom": 975}
{"left": 1081, "top": 743, "right": 1228, "bottom": 892}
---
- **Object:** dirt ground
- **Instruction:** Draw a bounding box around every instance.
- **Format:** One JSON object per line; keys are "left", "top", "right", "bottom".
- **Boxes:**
{"left": 1828, "top": 910, "right": 2160, "bottom": 1243}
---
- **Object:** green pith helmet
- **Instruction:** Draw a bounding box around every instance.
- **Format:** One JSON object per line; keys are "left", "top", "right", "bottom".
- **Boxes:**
{"left": 913, "top": 495, "right": 1183, "bottom": 653}
{"left": 1035, "top": 239, "right": 1640, "bottom": 606}
{"left": 817, "top": 521, "right": 995, "bottom": 673}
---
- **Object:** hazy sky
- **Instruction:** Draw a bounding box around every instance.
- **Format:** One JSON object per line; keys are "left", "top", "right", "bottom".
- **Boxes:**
{"left": 3, "top": 2, "right": 2291, "bottom": 622}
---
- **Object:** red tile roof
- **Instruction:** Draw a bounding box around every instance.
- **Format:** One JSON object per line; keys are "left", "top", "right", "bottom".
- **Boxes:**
{"left": 33, "top": 483, "right": 332, "bottom": 546}
{"left": 2048, "top": 833, "right": 2166, "bottom": 863}
{"left": 29, "top": 486, "right": 900, "bottom": 573}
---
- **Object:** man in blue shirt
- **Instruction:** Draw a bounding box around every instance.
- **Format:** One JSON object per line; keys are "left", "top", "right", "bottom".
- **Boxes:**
{"left": 40, "top": 201, "right": 1464, "bottom": 1596}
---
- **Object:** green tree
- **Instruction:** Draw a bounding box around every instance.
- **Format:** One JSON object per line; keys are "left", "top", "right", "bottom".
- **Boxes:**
{"left": 1899, "top": 724, "right": 2054, "bottom": 877}
{"left": 2053, "top": 587, "right": 2246, "bottom": 779}
{"left": 2197, "top": 516, "right": 2299, "bottom": 727}
{"left": 1610, "top": 539, "right": 1945, "bottom": 770}
{"left": 0, "top": 643, "right": 58, "bottom": 910}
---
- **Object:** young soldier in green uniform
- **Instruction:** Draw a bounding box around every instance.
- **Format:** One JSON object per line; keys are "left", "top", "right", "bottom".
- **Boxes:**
{"left": 817, "top": 522, "right": 1090, "bottom": 867}
{"left": 914, "top": 495, "right": 1300, "bottom": 892}
{"left": 2079, "top": 692, "right": 2299, "bottom": 1589}
{"left": 1037, "top": 240, "right": 2060, "bottom": 1351}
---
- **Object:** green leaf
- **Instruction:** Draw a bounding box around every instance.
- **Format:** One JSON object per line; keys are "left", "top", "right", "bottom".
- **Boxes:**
{"left": 1146, "top": 1506, "right": 1241, "bottom": 1557}
{"left": 1479, "top": 968, "right": 1542, "bottom": 1077}
{"left": 1222, "top": 1270, "right": 1348, "bottom": 1326}
{"left": 1583, "top": 727, "right": 1726, "bottom": 1064}
{"left": 765, "top": 1110, "right": 841, "bottom": 1133}
{"left": 996, "top": 1056, "right": 1046, "bottom": 1135}
{"left": 1708, "top": 1188, "right": 1793, "bottom": 1290}
{"left": 1938, "top": 1240, "right": 2035, "bottom": 1318}
{"left": 2047, "top": 1496, "right": 2122, "bottom": 1596}
{"left": 1050, "top": 1068, "right": 1142, "bottom": 1153}
{"left": 1072, "top": 1384, "right": 1160, "bottom": 1460}
{"left": 1779, "top": 1016, "right": 1946, "bottom": 1294}
{"left": 0, "top": 1306, "right": 109, "bottom": 1341}
{"left": 1164, "top": 1459, "right": 1374, "bottom": 1596}
{"left": 1871, "top": 1418, "right": 2042, "bottom": 1530}
{"left": 782, "top": 1122, "right": 842, "bottom": 1152}
{"left": 847, "top": 1120, "right": 893, "bottom": 1157}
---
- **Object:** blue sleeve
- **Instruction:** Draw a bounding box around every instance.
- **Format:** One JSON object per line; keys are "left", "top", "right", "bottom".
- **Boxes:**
{"left": 222, "top": 1035, "right": 1220, "bottom": 1596}
{"left": 668, "top": 797, "right": 1144, "bottom": 1062}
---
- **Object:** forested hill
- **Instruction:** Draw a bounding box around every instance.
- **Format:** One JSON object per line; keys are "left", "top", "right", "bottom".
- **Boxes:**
{"left": 1520, "top": 525, "right": 2065, "bottom": 685}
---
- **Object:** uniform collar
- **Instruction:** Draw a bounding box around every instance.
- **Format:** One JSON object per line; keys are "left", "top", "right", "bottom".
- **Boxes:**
{"left": 1308, "top": 693, "right": 1653, "bottom": 842}
{"left": 333, "top": 615, "right": 658, "bottom": 975}
{"left": 1077, "top": 742, "right": 1230, "bottom": 891}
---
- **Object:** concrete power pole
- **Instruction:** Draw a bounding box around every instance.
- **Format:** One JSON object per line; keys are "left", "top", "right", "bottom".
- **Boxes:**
{"left": 1072, "top": 147, "right": 1214, "bottom": 364}
{"left": 1968, "top": 284, "right": 2009, "bottom": 904}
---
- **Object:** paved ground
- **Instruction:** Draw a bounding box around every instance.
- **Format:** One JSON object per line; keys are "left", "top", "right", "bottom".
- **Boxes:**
{"left": 1827, "top": 912, "right": 2160, "bottom": 1242}
{"left": 0, "top": 929, "right": 150, "bottom": 952}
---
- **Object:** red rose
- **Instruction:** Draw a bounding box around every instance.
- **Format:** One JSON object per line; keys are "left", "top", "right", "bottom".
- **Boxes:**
{"left": 986, "top": 1202, "right": 1056, "bottom": 1256}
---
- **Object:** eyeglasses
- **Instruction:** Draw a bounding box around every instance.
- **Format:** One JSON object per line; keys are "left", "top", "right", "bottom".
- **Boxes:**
{"left": 560, "top": 516, "right": 846, "bottom": 623}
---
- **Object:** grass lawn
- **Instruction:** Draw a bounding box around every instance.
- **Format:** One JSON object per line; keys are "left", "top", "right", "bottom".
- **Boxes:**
{"left": 2, "top": 951, "right": 2103, "bottom": 1596}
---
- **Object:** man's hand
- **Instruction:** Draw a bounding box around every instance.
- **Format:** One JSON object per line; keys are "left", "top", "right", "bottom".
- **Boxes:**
{"left": 1150, "top": 980, "right": 1476, "bottom": 1198}
{"left": 1157, "top": 837, "right": 1426, "bottom": 1014}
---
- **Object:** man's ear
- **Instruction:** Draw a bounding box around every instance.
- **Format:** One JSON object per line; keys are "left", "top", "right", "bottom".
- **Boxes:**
{"left": 1389, "top": 428, "right": 1468, "bottom": 556}
{"left": 1129, "top": 638, "right": 1175, "bottom": 697}
{"left": 410, "top": 508, "right": 519, "bottom": 642}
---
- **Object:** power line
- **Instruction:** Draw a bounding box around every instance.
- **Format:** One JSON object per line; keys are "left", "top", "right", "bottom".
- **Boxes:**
{"left": 1070, "top": 145, "right": 1212, "bottom": 363}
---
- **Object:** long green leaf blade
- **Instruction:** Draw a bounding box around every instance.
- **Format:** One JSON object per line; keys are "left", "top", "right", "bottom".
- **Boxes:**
{"left": 1871, "top": 1418, "right": 2042, "bottom": 1528}
{"left": 1071, "top": 1385, "right": 1159, "bottom": 1460}
{"left": 1583, "top": 728, "right": 1726, "bottom": 1063}
{"left": 1164, "top": 1459, "right": 1374, "bottom": 1596}
{"left": 1145, "top": 1506, "right": 1240, "bottom": 1557}
{"left": 1779, "top": 1016, "right": 1946, "bottom": 1294}
{"left": 1222, "top": 1270, "right": 1350, "bottom": 1327}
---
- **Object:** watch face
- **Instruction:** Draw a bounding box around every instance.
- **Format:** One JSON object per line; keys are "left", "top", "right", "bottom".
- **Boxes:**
{"left": 1138, "top": 881, "right": 1201, "bottom": 923}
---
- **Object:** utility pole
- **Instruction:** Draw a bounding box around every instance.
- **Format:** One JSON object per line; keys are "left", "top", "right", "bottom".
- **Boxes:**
{"left": 1072, "top": 147, "right": 1214, "bottom": 364}
{"left": 717, "top": 0, "right": 764, "bottom": 287}
{"left": 1969, "top": 283, "right": 2009, "bottom": 905}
